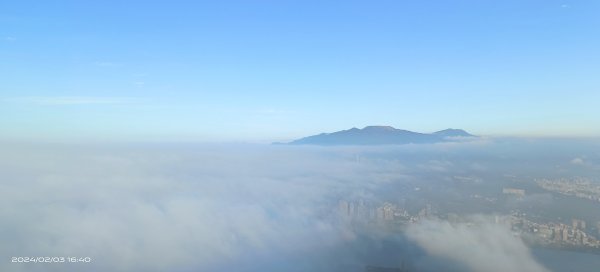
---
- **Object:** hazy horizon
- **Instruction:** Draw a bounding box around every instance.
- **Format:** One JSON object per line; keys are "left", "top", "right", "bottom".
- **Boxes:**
{"left": 3, "top": 127, "right": 600, "bottom": 144}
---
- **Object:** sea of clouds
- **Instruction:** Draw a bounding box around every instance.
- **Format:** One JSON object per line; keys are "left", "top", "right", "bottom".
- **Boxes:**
{"left": 2, "top": 140, "right": 595, "bottom": 271}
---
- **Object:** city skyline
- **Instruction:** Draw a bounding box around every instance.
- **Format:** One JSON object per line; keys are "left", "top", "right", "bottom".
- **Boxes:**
{"left": 2, "top": 1, "right": 600, "bottom": 142}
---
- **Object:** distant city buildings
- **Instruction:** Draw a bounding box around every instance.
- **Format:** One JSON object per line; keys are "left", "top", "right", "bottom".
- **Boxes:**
{"left": 337, "top": 199, "right": 432, "bottom": 225}
{"left": 536, "top": 177, "right": 600, "bottom": 202}
{"left": 337, "top": 199, "right": 600, "bottom": 253}
{"left": 502, "top": 188, "right": 526, "bottom": 197}
{"left": 502, "top": 214, "right": 599, "bottom": 250}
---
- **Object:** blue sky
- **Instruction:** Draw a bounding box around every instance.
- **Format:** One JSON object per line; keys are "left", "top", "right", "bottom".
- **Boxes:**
{"left": 1, "top": 0, "right": 599, "bottom": 142}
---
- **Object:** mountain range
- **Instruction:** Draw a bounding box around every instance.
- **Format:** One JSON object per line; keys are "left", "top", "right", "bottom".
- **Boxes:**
{"left": 281, "top": 126, "right": 476, "bottom": 145}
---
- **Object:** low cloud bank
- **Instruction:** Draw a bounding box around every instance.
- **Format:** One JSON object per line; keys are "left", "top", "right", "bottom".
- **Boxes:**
{"left": 406, "top": 217, "right": 549, "bottom": 272}
{"left": 0, "top": 144, "right": 408, "bottom": 272}
{"left": 1, "top": 140, "right": 597, "bottom": 271}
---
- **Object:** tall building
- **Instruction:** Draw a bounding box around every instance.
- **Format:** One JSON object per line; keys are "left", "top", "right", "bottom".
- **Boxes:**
{"left": 383, "top": 203, "right": 395, "bottom": 221}
{"left": 357, "top": 200, "right": 368, "bottom": 220}
{"left": 553, "top": 227, "right": 562, "bottom": 241}
{"left": 572, "top": 219, "right": 587, "bottom": 230}
{"left": 376, "top": 206, "right": 385, "bottom": 222}
{"left": 349, "top": 202, "right": 355, "bottom": 218}
{"left": 339, "top": 200, "right": 349, "bottom": 217}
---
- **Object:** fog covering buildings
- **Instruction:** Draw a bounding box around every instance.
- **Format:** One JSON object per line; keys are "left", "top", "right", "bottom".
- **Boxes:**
{"left": 2, "top": 138, "right": 600, "bottom": 272}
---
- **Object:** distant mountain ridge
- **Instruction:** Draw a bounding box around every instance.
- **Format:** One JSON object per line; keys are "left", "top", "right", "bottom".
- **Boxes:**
{"left": 282, "top": 126, "right": 476, "bottom": 145}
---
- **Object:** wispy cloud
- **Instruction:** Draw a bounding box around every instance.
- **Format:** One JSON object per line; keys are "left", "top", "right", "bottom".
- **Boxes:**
{"left": 4, "top": 96, "right": 135, "bottom": 105}
{"left": 4, "top": 36, "right": 16, "bottom": 42}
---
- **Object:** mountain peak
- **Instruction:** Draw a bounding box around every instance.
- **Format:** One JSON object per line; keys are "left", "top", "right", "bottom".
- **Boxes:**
{"left": 363, "top": 126, "right": 397, "bottom": 131}
{"left": 284, "top": 126, "right": 476, "bottom": 145}
{"left": 433, "top": 128, "right": 474, "bottom": 137}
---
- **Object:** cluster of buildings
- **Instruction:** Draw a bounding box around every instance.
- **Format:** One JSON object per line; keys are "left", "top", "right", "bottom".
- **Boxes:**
{"left": 502, "top": 187, "right": 526, "bottom": 197}
{"left": 505, "top": 212, "right": 600, "bottom": 251}
{"left": 337, "top": 200, "right": 431, "bottom": 224}
{"left": 536, "top": 177, "right": 600, "bottom": 202}
{"left": 337, "top": 199, "right": 600, "bottom": 253}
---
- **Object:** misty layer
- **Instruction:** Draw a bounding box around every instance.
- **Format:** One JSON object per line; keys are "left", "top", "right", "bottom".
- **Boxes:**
{"left": 406, "top": 217, "right": 549, "bottom": 272}
{"left": 0, "top": 144, "right": 406, "bottom": 272}
{"left": 1, "top": 140, "right": 598, "bottom": 271}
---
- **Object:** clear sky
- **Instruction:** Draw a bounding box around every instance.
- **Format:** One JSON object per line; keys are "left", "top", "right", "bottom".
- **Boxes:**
{"left": 1, "top": 0, "right": 599, "bottom": 142}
